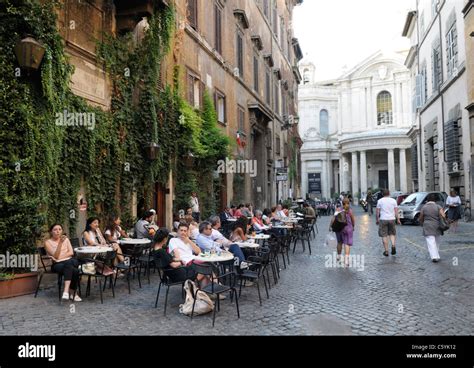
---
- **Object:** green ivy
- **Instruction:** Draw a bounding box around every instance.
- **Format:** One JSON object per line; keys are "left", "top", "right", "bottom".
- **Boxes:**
{"left": 0, "top": 0, "right": 230, "bottom": 265}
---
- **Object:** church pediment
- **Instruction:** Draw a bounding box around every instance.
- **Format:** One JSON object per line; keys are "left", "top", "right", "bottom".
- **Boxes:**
{"left": 340, "top": 50, "right": 407, "bottom": 81}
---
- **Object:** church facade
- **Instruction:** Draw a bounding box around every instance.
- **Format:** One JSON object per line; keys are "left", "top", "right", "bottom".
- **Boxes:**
{"left": 299, "top": 51, "right": 413, "bottom": 201}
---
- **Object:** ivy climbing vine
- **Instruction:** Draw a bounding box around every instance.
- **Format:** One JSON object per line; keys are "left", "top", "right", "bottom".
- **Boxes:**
{"left": 0, "top": 0, "right": 230, "bottom": 263}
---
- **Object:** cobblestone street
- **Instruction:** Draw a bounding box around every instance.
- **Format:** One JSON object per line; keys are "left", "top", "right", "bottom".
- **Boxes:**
{"left": 1, "top": 208, "right": 473, "bottom": 336}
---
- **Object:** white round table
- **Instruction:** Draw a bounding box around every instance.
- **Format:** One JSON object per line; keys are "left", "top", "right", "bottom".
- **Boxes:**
{"left": 236, "top": 242, "right": 260, "bottom": 249}
{"left": 249, "top": 234, "right": 270, "bottom": 240}
{"left": 193, "top": 251, "right": 235, "bottom": 263}
{"left": 273, "top": 225, "right": 294, "bottom": 229}
{"left": 118, "top": 238, "right": 152, "bottom": 246}
{"left": 226, "top": 218, "right": 238, "bottom": 222}
{"left": 75, "top": 246, "right": 112, "bottom": 255}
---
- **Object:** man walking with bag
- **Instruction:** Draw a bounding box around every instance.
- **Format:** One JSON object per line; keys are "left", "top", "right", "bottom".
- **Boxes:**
{"left": 376, "top": 189, "right": 401, "bottom": 257}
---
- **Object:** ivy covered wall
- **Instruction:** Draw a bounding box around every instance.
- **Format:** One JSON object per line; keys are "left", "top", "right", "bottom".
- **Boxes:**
{"left": 0, "top": 0, "right": 229, "bottom": 261}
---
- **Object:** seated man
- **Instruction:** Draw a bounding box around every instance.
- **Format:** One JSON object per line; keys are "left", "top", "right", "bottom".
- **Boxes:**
{"left": 134, "top": 211, "right": 155, "bottom": 239}
{"left": 168, "top": 223, "right": 201, "bottom": 267}
{"left": 208, "top": 217, "right": 246, "bottom": 263}
{"left": 220, "top": 207, "right": 234, "bottom": 223}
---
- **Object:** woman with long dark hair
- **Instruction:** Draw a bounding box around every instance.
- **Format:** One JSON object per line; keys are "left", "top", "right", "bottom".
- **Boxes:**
{"left": 44, "top": 224, "right": 81, "bottom": 301}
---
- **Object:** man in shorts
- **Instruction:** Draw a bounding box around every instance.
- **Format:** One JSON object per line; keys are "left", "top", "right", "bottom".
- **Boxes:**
{"left": 376, "top": 189, "right": 401, "bottom": 257}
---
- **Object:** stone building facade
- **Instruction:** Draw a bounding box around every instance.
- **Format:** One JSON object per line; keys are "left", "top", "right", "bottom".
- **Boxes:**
{"left": 176, "top": 0, "right": 303, "bottom": 209}
{"left": 299, "top": 51, "right": 413, "bottom": 202}
{"left": 52, "top": 0, "right": 303, "bottom": 232}
{"left": 402, "top": 0, "right": 471, "bottom": 203}
{"left": 462, "top": 0, "right": 474, "bottom": 206}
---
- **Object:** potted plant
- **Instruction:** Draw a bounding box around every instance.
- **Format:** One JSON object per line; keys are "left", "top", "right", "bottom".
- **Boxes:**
{"left": 0, "top": 270, "right": 39, "bottom": 299}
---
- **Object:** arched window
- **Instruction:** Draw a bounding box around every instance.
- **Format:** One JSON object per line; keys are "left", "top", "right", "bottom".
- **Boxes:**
{"left": 320, "top": 109, "right": 329, "bottom": 138}
{"left": 377, "top": 91, "right": 393, "bottom": 125}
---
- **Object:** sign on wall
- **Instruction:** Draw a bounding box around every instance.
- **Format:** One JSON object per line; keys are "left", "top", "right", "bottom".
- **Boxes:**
{"left": 308, "top": 173, "right": 322, "bottom": 194}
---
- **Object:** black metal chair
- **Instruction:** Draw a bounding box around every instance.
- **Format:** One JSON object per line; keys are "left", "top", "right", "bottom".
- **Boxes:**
{"left": 84, "top": 250, "right": 117, "bottom": 304}
{"left": 139, "top": 243, "right": 156, "bottom": 284}
{"left": 292, "top": 220, "right": 312, "bottom": 255}
{"left": 34, "top": 247, "right": 64, "bottom": 302}
{"left": 114, "top": 244, "right": 143, "bottom": 294}
{"left": 237, "top": 248, "right": 270, "bottom": 305}
{"left": 191, "top": 263, "right": 240, "bottom": 327}
{"left": 152, "top": 252, "right": 190, "bottom": 315}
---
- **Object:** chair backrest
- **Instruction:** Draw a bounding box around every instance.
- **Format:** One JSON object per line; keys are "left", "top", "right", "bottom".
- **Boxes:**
{"left": 70, "top": 238, "right": 80, "bottom": 249}
{"left": 37, "top": 247, "right": 52, "bottom": 272}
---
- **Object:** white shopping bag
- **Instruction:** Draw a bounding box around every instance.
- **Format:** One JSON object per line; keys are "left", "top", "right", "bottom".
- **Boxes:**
{"left": 324, "top": 232, "right": 337, "bottom": 247}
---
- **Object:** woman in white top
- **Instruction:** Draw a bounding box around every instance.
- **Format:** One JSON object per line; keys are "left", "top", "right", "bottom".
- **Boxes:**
{"left": 83, "top": 217, "right": 124, "bottom": 264}
{"left": 44, "top": 224, "right": 82, "bottom": 301}
{"left": 104, "top": 215, "right": 128, "bottom": 243}
{"left": 446, "top": 190, "right": 462, "bottom": 233}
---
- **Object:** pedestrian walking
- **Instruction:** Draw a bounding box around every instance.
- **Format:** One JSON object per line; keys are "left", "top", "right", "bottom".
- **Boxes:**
{"left": 329, "top": 202, "right": 345, "bottom": 263}
{"left": 419, "top": 193, "right": 447, "bottom": 262}
{"left": 340, "top": 198, "right": 355, "bottom": 267}
{"left": 446, "top": 190, "right": 462, "bottom": 233}
{"left": 367, "top": 189, "right": 373, "bottom": 216}
{"left": 376, "top": 189, "right": 400, "bottom": 257}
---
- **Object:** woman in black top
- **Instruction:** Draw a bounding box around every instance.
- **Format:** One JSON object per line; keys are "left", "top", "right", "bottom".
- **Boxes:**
{"left": 152, "top": 229, "right": 196, "bottom": 283}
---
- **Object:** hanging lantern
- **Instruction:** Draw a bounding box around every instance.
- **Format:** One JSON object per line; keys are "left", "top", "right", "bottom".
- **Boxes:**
{"left": 14, "top": 35, "right": 45, "bottom": 73}
{"left": 145, "top": 143, "right": 160, "bottom": 160}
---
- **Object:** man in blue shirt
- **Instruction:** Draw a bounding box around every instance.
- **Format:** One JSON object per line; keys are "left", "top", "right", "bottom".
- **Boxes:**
{"left": 196, "top": 220, "right": 246, "bottom": 263}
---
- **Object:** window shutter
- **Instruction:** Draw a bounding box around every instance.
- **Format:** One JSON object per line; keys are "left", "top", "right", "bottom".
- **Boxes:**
{"left": 187, "top": 74, "right": 194, "bottom": 105}
{"left": 188, "top": 0, "right": 197, "bottom": 30}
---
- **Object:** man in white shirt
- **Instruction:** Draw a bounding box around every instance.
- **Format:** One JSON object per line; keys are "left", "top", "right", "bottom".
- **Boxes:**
{"left": 189, "top": 192, "right": 200, "bottom": 222}
{"left": 168, "top": 223, "right": 201, "bottom": 266}
{"left": 376, "top": 189, "right": 401, "bottom": 257}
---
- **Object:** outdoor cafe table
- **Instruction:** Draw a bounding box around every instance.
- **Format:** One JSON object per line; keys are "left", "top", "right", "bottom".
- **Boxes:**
{"left": 118, "top": 238, "right": 152, "bottom": 246}
{"left": 193, "top": 251, "right": 235, "bottom": 263}
{"left": 249, "top": 234, "right": 270, "bottom": 246}
{"left": 74, "top": 246, "right": 113, "bottom": 260}
{"left": 226, "top": 218, "right": 238, "bottom": 222}
{"left": 272, "top": 225, "right": 294, "bottom": 229}
{"left": 249, "top": 234, "right": 270, "bottom": 240}
{"left": 236, "top": 242, "right": 260, "bottom": 249}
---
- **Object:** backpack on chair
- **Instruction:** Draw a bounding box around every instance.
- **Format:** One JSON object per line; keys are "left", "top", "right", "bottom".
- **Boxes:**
{"left": 179, "top": 279, "right": 214, "bottom": 316}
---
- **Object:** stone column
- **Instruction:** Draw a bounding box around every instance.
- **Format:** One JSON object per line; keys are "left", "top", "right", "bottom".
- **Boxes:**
{"left": 341, "top": 154, "right": 349, "bottom": 193}
{"left": 388, "top": 149, "right": 396, "bottom": 192}
{"left": 399, "top": 148, "right": 407, "bottom": 193}
{"left": 352, "top": 152, "right": 359, "bottom": 204}
{"left": 360, "top": 150, "right": 368, "bottom": 196}
{"left": 322, "top": 159, "right": 329, "bottom": 199}
{"left": 301, "top": 159, "right": 308, "bottom": 198}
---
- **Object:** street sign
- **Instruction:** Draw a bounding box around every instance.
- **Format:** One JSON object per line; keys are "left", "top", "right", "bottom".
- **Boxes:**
{"left": 276, "top": 167, "right": 288, "bottom": 182}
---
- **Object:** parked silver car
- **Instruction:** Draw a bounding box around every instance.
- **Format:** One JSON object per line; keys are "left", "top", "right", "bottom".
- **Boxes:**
{"left": 398, "top": 192, "right": 447, "bottom": 225}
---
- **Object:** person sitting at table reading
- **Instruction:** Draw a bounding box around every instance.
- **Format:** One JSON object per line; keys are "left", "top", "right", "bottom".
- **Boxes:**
{"left": 153, "top": 229, "right": 196, "bottom": 283}
{"left": 275, "top": 204, "right": 287, "bottom": 219}
{"left": 45, "top": 224, "right": 82, "bottom": 302}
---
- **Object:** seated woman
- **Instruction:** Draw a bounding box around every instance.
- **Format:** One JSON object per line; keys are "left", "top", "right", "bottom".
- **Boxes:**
{"left": 230, "top": 217, "right": 251, "bottom": 243}
{"left": 252, "top": 210, "right": 271, "bottom": 233}
{"left": 44, "top": 224, "right": 82, "bottom": 302}
{"left": 83, "top": 217, "right": 124, "bottom": 264}
{"left": 104, "top": 214, "right": 127, "bottom": 242}
{"left": 184, "top": 216, "right": 199, "bottom": 240}
{"left": 152, "top": 229, "right": 196, "bottom": 283}
{"left": 262, "top": 208, "right": 273, "bottom": 226}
